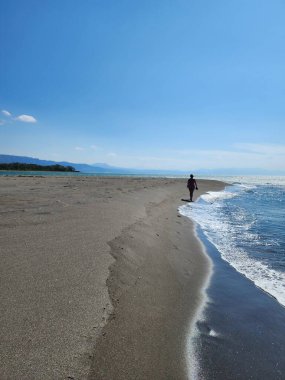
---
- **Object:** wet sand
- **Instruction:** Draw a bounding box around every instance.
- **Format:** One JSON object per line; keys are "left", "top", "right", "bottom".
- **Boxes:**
{"left": 0, "top": 176, "right": 224, "bottom": 379}
{"left": 193, "top": 228, "right": 285, "bottom": 380}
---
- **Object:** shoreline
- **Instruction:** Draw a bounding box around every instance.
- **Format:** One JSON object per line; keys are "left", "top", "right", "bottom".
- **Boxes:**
{"left": 182, "top": 178, "right": 285, "bottom": 380}
{"left": 194, "top": 227, "right": 285, "bottom": 379}
{"left": 89, "top": 192, "right": 208, "bottom": 379}
{"left": 0, "top": 176, "right": 225, "bottom": 379}
{"left": 87, "top": 178, "right": 226, "bottom": 379}
{"left": 185, "top": 225, "right": 214, "bottom": 380}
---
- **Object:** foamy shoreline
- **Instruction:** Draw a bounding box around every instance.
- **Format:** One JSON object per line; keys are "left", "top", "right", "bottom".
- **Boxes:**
{"left": 0, "top": 176, "right": 225, "bottom": 379}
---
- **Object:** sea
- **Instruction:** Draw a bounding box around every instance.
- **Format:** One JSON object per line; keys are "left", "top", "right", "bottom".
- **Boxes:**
{"left": 180, "top": 176, "right": 285, "bottom": 380}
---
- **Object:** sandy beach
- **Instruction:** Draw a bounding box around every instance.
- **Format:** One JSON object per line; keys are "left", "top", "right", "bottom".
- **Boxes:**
{"left": 0, "top": 175, "right": 225, "bottom": 379}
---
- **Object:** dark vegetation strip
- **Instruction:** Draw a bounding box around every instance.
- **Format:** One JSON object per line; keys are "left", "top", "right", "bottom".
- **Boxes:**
{"left": 0, "top": 163, "right": 77, "bottom": 172}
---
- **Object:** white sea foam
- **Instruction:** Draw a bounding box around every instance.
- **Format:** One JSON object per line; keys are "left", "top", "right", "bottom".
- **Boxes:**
{"left": 209, "top": 329, "right": 219, "bottom": 337}
{"left": 205, "top": 230, "right": 285, "bottom": 307}
{"left": 179, "top": 185, "right": 285, "bottom": 308}
{"left": 199, "top": 175, "right": 285, "bottom": 187}
{"left": 199, "top": 190, "right": 238, "bottom": 203}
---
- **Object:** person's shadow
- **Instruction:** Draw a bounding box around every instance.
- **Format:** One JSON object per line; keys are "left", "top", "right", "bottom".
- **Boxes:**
{"left": 181, "top": 198, "right": 192, "bottom": 202}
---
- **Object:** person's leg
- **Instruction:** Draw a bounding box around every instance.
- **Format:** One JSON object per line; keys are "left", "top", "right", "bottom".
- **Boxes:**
{"left": 190, "top": 188, "right": 194, "bottom": 201}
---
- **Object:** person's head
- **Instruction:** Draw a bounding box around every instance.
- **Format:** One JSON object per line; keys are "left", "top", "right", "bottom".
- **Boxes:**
{"left": 190, "top": 174, "right": 194, "bottom": 178}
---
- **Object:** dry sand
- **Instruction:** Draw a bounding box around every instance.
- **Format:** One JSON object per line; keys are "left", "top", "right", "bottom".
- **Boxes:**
{"left": 0, "top": 176, "right": 225, "bottom": 379}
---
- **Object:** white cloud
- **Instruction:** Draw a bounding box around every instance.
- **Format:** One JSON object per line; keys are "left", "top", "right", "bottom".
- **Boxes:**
{"left": 2, "top": 110, "right": 12, "bottom": 117}
{"left": 107, "top": 152, "right": 117, "bottom": 157}
{"left": 91, "top": 145, "right": 99, "bottom": 150}
{"left": 75, "top": 146, "right": 84, "bottom": 151}
{"left": 15, "top": 114, "right": 37, "bottom": 123}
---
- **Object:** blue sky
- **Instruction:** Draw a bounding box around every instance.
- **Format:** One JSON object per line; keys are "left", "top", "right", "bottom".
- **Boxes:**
{"left": 1, "top": 0, "right": 285, "bottom": 171}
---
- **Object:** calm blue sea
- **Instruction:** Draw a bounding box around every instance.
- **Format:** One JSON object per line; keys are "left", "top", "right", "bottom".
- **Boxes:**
{"left": 180, "top": 176, "right": 285, "bottom": 379}
{"left": 180, "top": 176, "right": 285, "bottom": 307}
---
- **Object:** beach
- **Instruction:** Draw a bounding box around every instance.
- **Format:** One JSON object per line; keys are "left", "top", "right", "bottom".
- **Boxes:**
{"left": 0, "top": 175, "right": 224, "bottom": 379}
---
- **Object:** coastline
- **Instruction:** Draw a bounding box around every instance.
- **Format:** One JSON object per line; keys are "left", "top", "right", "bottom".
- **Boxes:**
{"left": 193, "top": 227, "right": 285, "bottom": 380}
{"left": 182, "top": 182, "right": 285, "bottom": 380}
{"left": 0, "top": 176, "right": 225, "bottom": 379}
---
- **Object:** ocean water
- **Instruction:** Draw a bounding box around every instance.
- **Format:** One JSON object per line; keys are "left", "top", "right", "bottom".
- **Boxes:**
{"left": 180, "top": 176, "right": 285, "bottom": 307}
{"left": 180, "top": 176, "right": 285, "bottom": 379}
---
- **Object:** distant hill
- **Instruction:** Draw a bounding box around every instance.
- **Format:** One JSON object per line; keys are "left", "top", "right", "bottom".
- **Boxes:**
{"left": 0, "top": 154, "right": 188, "bottom": 175}
{"left": 0, "top": 155, "right": 114, "bottom": 173}
{"left": 1, "top": 154, "right": 284, "bottom": 176}
{"left": 92, "top": 163, "right": 115, "bottom": 169}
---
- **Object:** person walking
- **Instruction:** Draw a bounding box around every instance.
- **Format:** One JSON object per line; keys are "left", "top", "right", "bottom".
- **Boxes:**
{"left": 187, "top": 174, "right": 198, "bottom": 202}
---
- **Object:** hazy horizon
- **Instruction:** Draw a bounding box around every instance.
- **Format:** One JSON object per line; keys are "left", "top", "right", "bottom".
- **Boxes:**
{"left": 2, "top": 153, "right": 285, "bottom": 176}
